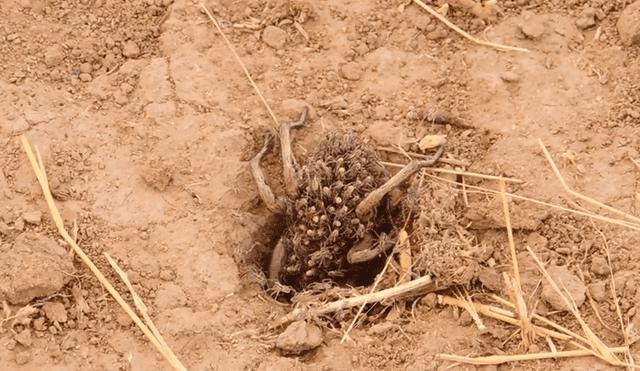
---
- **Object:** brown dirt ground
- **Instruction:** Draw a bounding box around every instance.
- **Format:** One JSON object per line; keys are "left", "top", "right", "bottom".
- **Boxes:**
{"left": 1, "top": 0, "right": 640, "bottom": 370}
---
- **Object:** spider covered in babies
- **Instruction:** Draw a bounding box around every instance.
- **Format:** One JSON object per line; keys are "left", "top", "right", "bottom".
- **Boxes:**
{"left": 249, "top": 107, "right": 445, "bottom": 292}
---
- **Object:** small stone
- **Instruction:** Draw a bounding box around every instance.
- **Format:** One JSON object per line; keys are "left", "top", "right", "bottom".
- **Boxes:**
{"left": 575, "top": 8, "right": 596, "bottom": 30}
{"left": 591, "top": 256, "right": 609, "bottom": 276}
{"left": 519, "top": 12, "right": 545, "bottom": 39}
{"left": 79, "top": 73, "right": 92, "bottom": 82}
{"left": 421, "top": 292, "right": 437, "bottom": 309}
{"left": 79, "top": 63, "right": 93, "bottom": 74}
{"left": 33, "top": 317, "right": 45, "bottom": 331}
{"left": 355, "top": 43, "right": 369, "bottom": 56}
{"left": 527, "top": 232, "right": 548, "bottom": 250}
{"left": 541, "top": 265, "right": 586, "bottom": 311}
{"left": 459, "top": 311, "right": 473, "bottom": 326}
{"left": 159, "top": 269, "right": 173, "bottom": 281}
{"left": 43, "top": 301, "right": 68, "bottom": 323}
{"left": 478, "top": 267, "right": 502, "bottom": 292}
{"left": 122, "top": 40, "right": 140, "bottom": 58}
{"left": 44, "top": 45, "right": 65, "bottom": 67}
{"left": 617, "top": 1, "right": 640, "bottom": 46}
{"left": 262, "top": 26, "right": 286, "bottom": 49}
{"left": 340, "top": 62, "right": 362, "bottom": 81}
{"left": 14, "top": 329, "right": 32, "bottom": 347}
{"left": 14, "top": 217, "right": 24, "bottom": 231}
{"left": 113, "top": 89, "right": 129, "bottom": 105}
{"left": 500, "top": 71, "right": 520, "bottom": 82}
{"left": 22, "top": 211, "right": 42, "bottom": 225}
{"left": 589, "top": 281, "right": 607, "bottom": 302}
{"left": 276, "top": 320, "right": 323, "bottom": 353}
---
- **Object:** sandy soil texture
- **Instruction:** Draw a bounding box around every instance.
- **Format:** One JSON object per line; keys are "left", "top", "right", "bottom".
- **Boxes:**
{"left": 2, "top": 0, "right": 640, "bottom": 370}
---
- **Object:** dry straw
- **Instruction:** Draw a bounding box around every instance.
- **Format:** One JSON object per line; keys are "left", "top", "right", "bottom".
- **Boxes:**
{"left": 21, "top": 137, "right": 188, "bottom": 371}
{"left": 411, "top": 0, "right": 529, "bottom": 52}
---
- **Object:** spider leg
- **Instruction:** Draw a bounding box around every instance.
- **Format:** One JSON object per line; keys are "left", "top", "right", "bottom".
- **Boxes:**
{"left": 347, "top": 231, "right": 397, "bottom": 264}
{"left": 278, "top": 106, "right": 309, "bottom": 198}
{"left": 249, "top": 130, "right": 280, "bottom": 211}
{"left": 269, "top": 238, "right": 286, "bottom": 281}
{"left": 356, "top": 143, "right": 446, "bottom": 221}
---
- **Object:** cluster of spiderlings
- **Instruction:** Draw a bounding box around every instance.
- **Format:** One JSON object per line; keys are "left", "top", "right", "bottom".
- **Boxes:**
{"left": 278, "top": 131, "right": 391, "bottom": 287}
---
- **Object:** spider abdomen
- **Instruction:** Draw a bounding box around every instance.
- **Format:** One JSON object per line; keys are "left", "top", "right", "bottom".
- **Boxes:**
{"left": 274, "top": 131, "right": 396, "bottom": 290}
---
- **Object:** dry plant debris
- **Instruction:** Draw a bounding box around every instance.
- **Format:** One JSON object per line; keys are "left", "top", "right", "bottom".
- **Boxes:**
{"left": 435, "top": 141, "right": 640, "bottom": 367}
{"left": 20, "top": 137, "right": 189, "bottom": 371}
{"left": 411, "top": 0, "right": 529, "bottom": 52}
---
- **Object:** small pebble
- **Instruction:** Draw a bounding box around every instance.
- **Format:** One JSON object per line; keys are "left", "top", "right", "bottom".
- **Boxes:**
{"left": 23, "top": 211, "right": 42, "bottom": 224}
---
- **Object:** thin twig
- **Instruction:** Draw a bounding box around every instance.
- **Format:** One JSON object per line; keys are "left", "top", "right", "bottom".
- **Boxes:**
{"left": 441, "top": 296, "right": 571, "bottom": 341}
{"left": 199, "top": 3, "right": 279, "bottom": 127}
{"left": 378, "top": 146, "right": 470, "bottom": 167}
{"left": 412, "top": 0, "right": 529, "bottom": 53}
{"left": 500, "top": 180, "right": 521, "bottom": 287}
{"left": 423, "top": 173, "right": 640, "bottom": 232}
{"left": 538, "top": 139, "right": 640, "bottom": 226}
{"left": 526, "top": 246, "right": 636, "bottom": 368}
{"left": 439, "top": 347, "right": 629, "bottom": 365}
{"left": 381, "top": 161, "right": 523, "bottom": 183}
{"left": 270, "top": 274, "right": 434, "bottom": 329}
{"left": 105, "top": 253, "right": 174, "bottom": 353}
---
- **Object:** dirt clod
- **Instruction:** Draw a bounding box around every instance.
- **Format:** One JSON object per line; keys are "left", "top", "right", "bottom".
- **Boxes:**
{"left": 22, "top": 211, "right": 42, "bottom": 225}
{"left": 590, "top": 256, "right": 609, "bottom": 276}
{"left": 262, "top": 26, "right": 287, "bottom": 49}
{"left": 541, "top": 265, "right": 586, "bottom": 311}
{"left": 0, "top": 234, "right": 74, "bottom": 305}
{"left": 276, "top": 320, "right": 323, "bottom": 353}
{"left": 14, "top": 329, "right": 32, "bottom": 347}
{"left": 43, "top": 45, "right": 65, "bottom": 67}
{"left": 122, "top": 40, "right": 141, "bottom": 58}
{"left": 340, "top": 62, "right": 363, "bottom": 81}
{"left": 519, "top": 12, "right": 545, "bottom": 38}
{"left": 617, "top": 1, "right": 640, "bottom": 46}
{"left": 589, "top": 281, "right": 607, "bottom": 302}
{"left": 575, "top": 8, "right": 596, "bottom": 30}
{"left": 43, "top": 301, "right": 68, "bottom": 323}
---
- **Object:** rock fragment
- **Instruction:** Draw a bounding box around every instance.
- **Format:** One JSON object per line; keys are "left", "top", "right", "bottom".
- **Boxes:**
{"left": 276, "top": 320, "right": 323, "bottom": 353}
{"left": 122, "top": 40, "right": 140, "bottom": 58}
{"left": 44, "top": 45, "right": 65, "bottom": 67}
{"left": 22, "top": 211, "right": 42, "bottom": 225}
{"left": 15, "top": 329, "right": 32, "bottom": 347}
{"left": 340, "top": 62, "right": 363, "bottom": 81}
{"left": 589, "top": 281, "right": 607, "bottom": 302}
{"left": 575, "top": 8, "right": 596, "bottom": 30}
{"left": 0, "top": 233, "right": 74, "bottom": 305}
{"left": 590, "top": 256, "right": 609, "bottom": 276}
{"left": 43, "top": 301, "right": 68, "bottom": 323}
{"left": 519, "top": 12, "right": 545, "bottom": 39}
{"left": 617, "top": 1, "right": 640, "bottom": 46}
{"left": 262, "top": 26, "right": 286, "bottom": 49}
{"left": 541, "top": 265, "right": 586, "bottom": 311}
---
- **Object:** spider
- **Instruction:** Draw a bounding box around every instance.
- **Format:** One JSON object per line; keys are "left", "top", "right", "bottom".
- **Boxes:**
{"left": 250, "top": 106, "right": 445, "bottom": 291}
